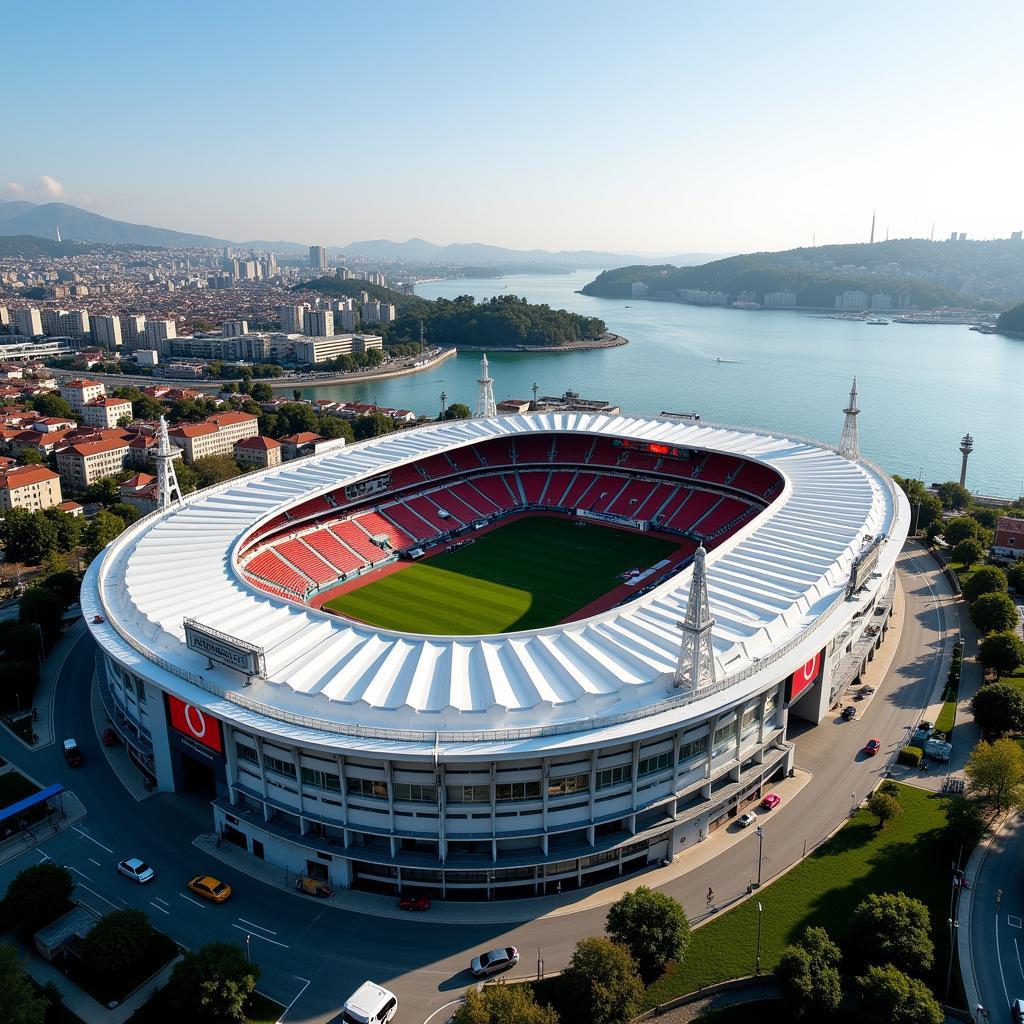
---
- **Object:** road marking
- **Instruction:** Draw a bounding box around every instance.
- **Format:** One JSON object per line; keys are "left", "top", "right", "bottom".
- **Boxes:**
{"left": 423, "top": 998, "right": 464, "bottom": 1024}
{"left": 1016, "top": 938, "right": 1024, "bottom": 978}
{"left": 67, "top": 865, "right": 92, "bottom": 882}
{"left": 231, "top": 923, "right": 289, "bottom": 948}
{"left": 75, "top": 883, "right": 122, "bottom": 911}
{"left": 277, "top": 976, "right": 311, "bottom": 1023}
{"left": 153, "top": 896, "right": 169, "bottom": 906}
{"left": 71, "top": 825, "right": 113, "bottom": 853}
{"left": 1010, "top": 915, "right": 1023, "bottom": 929}
{"left": 237, "top": 917, "right": 277, "bottom": 935}
{"left": 998, "top": 906, "right": 1011, "bottom": 1009}
{"left": 87, "top": 857, "right": 102, "bottom": 867}
{"left": 149, "top": 900, "right": 170, "bottom": 915}
{"left": 178, "top": 893, "right": 205, "bottom": 909}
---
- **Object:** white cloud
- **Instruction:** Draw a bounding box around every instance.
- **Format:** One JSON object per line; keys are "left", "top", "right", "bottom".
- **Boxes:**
{"left": 5, "top": 181, "right": 26, "bottom": 195}
{"left": 39, "top": 175, "right": 64, "bottom": 197}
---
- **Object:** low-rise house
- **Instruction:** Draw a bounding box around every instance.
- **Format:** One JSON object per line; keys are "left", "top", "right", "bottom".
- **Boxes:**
{"left": 0, "top": 465, "right": 62, "bottom": 511}
{"left": 234, "top": 435, "right": 283, "bottom": 469}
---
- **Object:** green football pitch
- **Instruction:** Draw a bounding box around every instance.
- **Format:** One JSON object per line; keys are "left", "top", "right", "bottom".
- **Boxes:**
{"left": 323, "top": 515, "right": 681, "bottom": 635}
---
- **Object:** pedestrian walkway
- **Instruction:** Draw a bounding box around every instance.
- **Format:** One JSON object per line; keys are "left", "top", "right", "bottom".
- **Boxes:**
{"left": 89, "top": 677, "right": 152, "bottom": 802}
{"left": 21, "top": 944, "right": 182, "bottom": 1024}
{"left": 0, "top": 761, "right": 87, "bottom": 866}
{"left": 196, "top": 769, "right": 814, "bottom": 927}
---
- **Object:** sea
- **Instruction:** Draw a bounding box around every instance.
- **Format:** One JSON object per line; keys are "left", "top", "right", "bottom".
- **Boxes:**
{"left": 298, "top": 269, "right": 1024, "bottom": 499}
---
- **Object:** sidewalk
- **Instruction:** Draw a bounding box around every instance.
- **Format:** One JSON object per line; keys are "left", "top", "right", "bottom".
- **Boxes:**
{"left": 0, "top": 762, "right": 87, "bottom": 867}
{"left": 90, "top": 676, "right": 152, "bottom": 802}
{"left": 195, "top": 768, "right": 814, "bottom": 927}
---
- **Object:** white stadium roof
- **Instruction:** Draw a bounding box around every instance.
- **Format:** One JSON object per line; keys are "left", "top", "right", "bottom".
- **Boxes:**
{"left": 85, "top": 413, "right": 906, "bottom": 751}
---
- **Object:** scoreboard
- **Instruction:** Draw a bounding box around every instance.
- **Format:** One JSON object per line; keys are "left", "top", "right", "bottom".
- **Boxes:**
{"left": 613, "top": 438, "right": 690, "bottom": 459}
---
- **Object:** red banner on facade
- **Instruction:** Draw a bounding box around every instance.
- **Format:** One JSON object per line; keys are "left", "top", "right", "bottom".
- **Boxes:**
{"left": 787, "top": 650, "right": 824, "bottom": 703}
{"left": 167, "top": 695, "right": 223, "bottom": 753}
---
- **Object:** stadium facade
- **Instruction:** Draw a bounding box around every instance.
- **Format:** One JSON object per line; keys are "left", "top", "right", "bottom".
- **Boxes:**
{"left": 83, "top": 412, "right": 909, "bottom": 899}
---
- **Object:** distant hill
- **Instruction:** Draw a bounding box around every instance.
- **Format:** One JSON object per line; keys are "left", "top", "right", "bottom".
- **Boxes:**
{"left": 0, "top": 199, "right": 228, "bottom": 247}
{"left": 294, "top": 276, "right": 428, "bottom": 311}
{"left": 0, "top": 200, "right": 39, "bottom": 221}
{"left": 581, "top": 239, "right": 1024, "bottom": 310}
{"left": 996, "top": 302, "right": 1024, "bottom": 334}
{"left": 0, "top": 234, "right": 107, "bottom": 259}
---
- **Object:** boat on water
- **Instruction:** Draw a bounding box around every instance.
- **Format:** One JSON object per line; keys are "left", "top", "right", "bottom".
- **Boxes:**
{"left": 865, "top": 317, "right": 890, "bottom": 325}
{"left": 716, "top": 357, "right": 740, "bottom": 363}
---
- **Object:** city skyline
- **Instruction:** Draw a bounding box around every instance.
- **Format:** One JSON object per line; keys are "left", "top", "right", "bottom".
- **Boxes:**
{"left": 5, "top": 0, "right": 1021, "bottom": 254}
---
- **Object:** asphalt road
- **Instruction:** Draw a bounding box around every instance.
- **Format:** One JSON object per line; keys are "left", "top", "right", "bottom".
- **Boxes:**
{"left": 0, "top": 543, "right": 955, "bottom": 1024}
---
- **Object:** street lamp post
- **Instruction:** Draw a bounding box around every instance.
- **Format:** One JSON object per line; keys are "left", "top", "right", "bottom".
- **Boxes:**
{"left": 944, "top": 917, "right": 959, "bottom": 1003}
{"left": 532, "top": 382, "right": 539, "bottom": 409}
{"left": 755, "top": 902, "right": 763, "bottom": 975}
{"left": 440, "top": 391, "right": 447, "bottom": 419}
{"left": 754, "top": 826, "right": 765, "bottom": 888}
{"left": 244, "top": 933, "right": 251, "bottom": 965}
{"left": 850, "top": 792, "right": 857, "bottom": 815}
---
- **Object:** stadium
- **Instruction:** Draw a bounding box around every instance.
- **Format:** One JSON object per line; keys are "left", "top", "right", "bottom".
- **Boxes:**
{"left": 83, "top": 404, "right": 909, "bottom": 900}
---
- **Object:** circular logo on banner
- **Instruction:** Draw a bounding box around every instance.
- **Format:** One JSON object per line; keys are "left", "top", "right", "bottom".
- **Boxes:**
{"left": 182, "top": 704, "right": 208, "bottom": 740}
{"left": 797, "top": 652, "right": 822, "bottom": 684}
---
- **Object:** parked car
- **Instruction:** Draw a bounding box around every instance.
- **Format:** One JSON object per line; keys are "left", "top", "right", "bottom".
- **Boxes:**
{"left": 760, "top": 793, "right": 781, "bottom": 810}
{"left": 841, "top": 705, "right": 857, "bottom": 720}
{"left": 398, "top": 893, "right": 431, "bottom": 911}
{"left": 117, "top": 858, "right": 155, "bottom": 884}
{"left": 63, "top": 738, "right": 82, "bottom": 767}
{"left": 864, "top": 738, "right": 881, "bottom": 757}
{"left": 470, "top": 946, "right": 520, "bottom": 977}
{"left": 101, "top": 728, "right": 119, "bottom": 747}
{"left": 1012, "top": 997, "right": 1024, "bottom": 1024}
{"left": 342, "top": 981, "right": 398, "bottom": 1024}
{"left": 187, "top": 875, "right": 232, "bottom": 903}
{"left": 736, "top": 812, "right": 757, "bottom": 828}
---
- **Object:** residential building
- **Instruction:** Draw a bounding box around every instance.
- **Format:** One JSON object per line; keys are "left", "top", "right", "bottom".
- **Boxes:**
{"left": 309, "top": 245, "right": 328, "bottom": 271}
{"left": 631, "top": 282, "right": 649, "bottom": 297}
{"left": 763, "top": 290, "right": 798, "bottom": 307}
{"left": 119, "top": 472, "right": 159, "bottom": 514}
{"left": 0, "top": 465, "right": 63, "bottom": 511}
{"left": 60, "top": 378, "right": 106, "bottom": 411}
{"left": 168, "top": 411, "right": 258, "bottom": 462}
{"left": 16, "top": 308, "right": 43, "bottom": 337}
{"left": 234, "top": 435, "right": 283, "bottom": 468}
{"left": 82, "top": 397, "right": 134, "bottom": 429}
{"left": 335, "top": 309, "right": 357, "bottom": 331}
{"left": 292, "top": 334, "right": 383, "bottom": 365}
{"left": 835, "top": 290, "right": 869, "bottom": 310}
{"left": 91, "top": 314, "right": 123, "bottom": 348}
{"left": 993, "top": 516, "right": 1024, "bottom": 560}
{"left": 61, "top": 310, "right": 90, "bottom": 339}
{"left": 56, "top": 438, "right": 131, "bottom": 489}
{"left": 221, "top": 320, "right": 249, "bottom": 337}
{"left": 303, "top": 310, "right": 334, "bottom": 337}
{"left": 144, "top": 319, "right": 177, "bottom": 346}
{"left": 278, "top": 305, "right": 307, "bottom": 333}
{"left": 123, "top": 315, "right": 147, "bottom": 349}
{"left": 360, "top": 301, "right": 396, "bottom": 324}
{"left": 279, "top": 432, "right": 327, "bottom": 460}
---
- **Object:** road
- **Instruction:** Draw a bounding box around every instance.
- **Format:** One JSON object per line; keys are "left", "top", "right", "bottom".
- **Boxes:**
{"left": 0, "top": 543, "right": 955, "bottom": 1024}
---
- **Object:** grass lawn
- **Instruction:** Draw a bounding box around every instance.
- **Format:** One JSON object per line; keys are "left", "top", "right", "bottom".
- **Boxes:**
{"left": 125, "top": 989, "right": 284, "bottom": 1024}
{"left": 0, "top": 768, "right": 40, "bottom": 806}
{"left": 324, "top": 516, "right": 680, "bottom": 634}
{"left": 644, "top": 784, "right": 959, "bottom": 1009}
{"left": 694, "top": 1001, "right": 855, "bottom": 1023}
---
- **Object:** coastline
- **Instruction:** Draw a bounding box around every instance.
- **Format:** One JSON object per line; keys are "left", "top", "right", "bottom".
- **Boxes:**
{"left": 453, "top": 331, "right": 628, "bottom": 353}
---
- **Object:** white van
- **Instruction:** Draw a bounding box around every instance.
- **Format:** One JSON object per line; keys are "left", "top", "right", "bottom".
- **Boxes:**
{"left": 341, "top": 981, "right": 398, "bottom": 1024}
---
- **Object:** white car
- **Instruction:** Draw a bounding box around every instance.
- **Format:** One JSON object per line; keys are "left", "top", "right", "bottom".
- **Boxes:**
{"left": 117, "top": 858, "right": 155, "bottom": 884}
{"left": 736, "top": 812, "right": 757, "bottom": 829}
{"left": 470, "top": 946, "right": 520, "bottom": 977}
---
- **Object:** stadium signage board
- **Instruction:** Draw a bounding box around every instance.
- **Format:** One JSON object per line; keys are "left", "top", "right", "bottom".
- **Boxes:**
{"left": 848, "top": 537, "right": 883, "bottom": 595}
{"left": 576, "top": 508, "right": 646, "bottom": 530}
{"left": 166, "top": 694, "right": 223, "bottom": 754}
{"left": 786, "top": 648, "right": 824, "bottom": 703}
{"left": 613, "top": 438, "right": 689, "bottom": 459}
{"left": 184, "top": 618, "right": 265, "bottom": 678}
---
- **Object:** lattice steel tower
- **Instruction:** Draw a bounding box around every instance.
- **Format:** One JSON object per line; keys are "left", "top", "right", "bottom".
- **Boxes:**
{"left": 838, "top": 377, "right": 860, "bottom": 459}
{"left": 475, "top": 352, "right": 497, "bottom": 418}
{"left": 675, "top": 545, "right": 717, "bottom": 690}
{"left": 155, "top": 415, "right": 182, "bottom": 509}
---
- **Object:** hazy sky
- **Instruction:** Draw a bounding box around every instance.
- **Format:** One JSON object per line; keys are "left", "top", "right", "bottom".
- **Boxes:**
{"left": 5, "top": 0, "right": 1022, "bottom": 253}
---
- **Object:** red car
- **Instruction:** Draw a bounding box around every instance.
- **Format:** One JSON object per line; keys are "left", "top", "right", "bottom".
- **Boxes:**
{"left": 398, "top": 893, "right": 431, "bottom": 912}
{"left": 760, "top": 793, "right": 781, "bottom": 810}
{"left": 864, "top": 738, "right": 881, "bottom": 757}
{"left": 102, "top": 728, "right": 119, "bottom": 747}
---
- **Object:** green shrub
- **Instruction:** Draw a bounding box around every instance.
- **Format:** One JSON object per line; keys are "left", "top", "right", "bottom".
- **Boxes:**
{"left": 898, "top": 746, "right": 923, "bottom": 767}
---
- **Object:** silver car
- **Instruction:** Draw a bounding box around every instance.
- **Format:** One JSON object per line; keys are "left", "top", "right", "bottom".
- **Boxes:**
{"left": 736, "top": 812, "right": 757, "bottom": 829}
{"left": 470, "top": 946, "right": 520, "bottom": 977}
{"left": 117, "top": 857, "right": 155, "bottom": 884}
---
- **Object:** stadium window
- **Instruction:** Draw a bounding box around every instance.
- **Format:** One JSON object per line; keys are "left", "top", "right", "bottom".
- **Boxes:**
{"left": 548, "top": 772, "right": 589, "bottom": 797}
{"left": 495, "top": 781, "right": 541, "bottom": 802}
{"left": 638, "top": 751, "right": 672, "bottom": 777}
{"left": 347, "top": 777, "right": 388, "bottom": 800}
{"left": 764, "top": 690, "right": 779, "bottom": 715}
{"left": 713, "top": 721, "right": 738, "bottom": 751}
{"left": 446, "top": 784, "right": 491, "bottom": 803}
{"left": 264, "top": 754, "right": 295, "bottom": 778}
{"left": 393, "top": 782, "right": 437, "bottom": 803}
{"left": 301, "top": 766, "right": 341, "bottom": 791}
{"left": 741, "top": 704, "right": 760, "bottom": 733}
{"left": 678, "top": 736, "right": 708, "bottom": 763}
{"left": 596, "top": 765, "right": 631, "bottom": 790}
{"left": 236, "top": 742, "right": 258, "bottom": 765}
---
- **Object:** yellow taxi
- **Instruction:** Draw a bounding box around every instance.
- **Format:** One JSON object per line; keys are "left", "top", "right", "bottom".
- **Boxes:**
{"left": 187, "top": 875, "right": 232, "bottom": 903}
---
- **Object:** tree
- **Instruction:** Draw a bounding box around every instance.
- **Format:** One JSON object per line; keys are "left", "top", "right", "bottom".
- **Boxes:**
{"left": 0, "top": 507, "right": 59, "bottom": 564}
{"left": 560, "top": 937, "right": 644, "bottom": 1024}
{"left": 249, "top": 382, "right": 273, "bottom": 402}
{"left": 937, "top": 481, "right": 972, "bottom": 511}
{"left": 966, "top": 738, "right": 1024, "bottom": 810}
{"left": 951, "top": 537, "right": 984, "bottom": 568}
{"left": 81, "top": 909, "right": 154, "bottom": 975}
{"left": 776, "top": 926, "right": 842, "bottom": 1019}
{"left": 0, "top": 943, "right": 48, "bottom": 1024}
{"left": 442, "top": 402, "right": 472, "bottom": 421}
{"left": 19, "top": 586, "right": 65, "bottom": 647}
{"left": 605, "top": 886, "right": 691, "bottom": 980}
{"left": 973, "top": 508, "right": 1001, "bottom": 529}
{"left": 39, "top": 570, "right": 80, "bottom": 606}
{"left": 133, "top": 395, "right": 166, "bottom": 420}
{"left": 83, "top": 476, "right": 121, "bottom": 506}
{"left": 848, "top": 892, "right": 934, "bottom": 975}
{"left": 858, "top": 964, "right": 943, "bottom": 1024}
{"left": 979, "top": 631, "right": 1024, "bottom": 675}
{"left": 0, "top": 863, "right": 73, "bottom": 935}
{"left": 867, "top": 791, "right": 902, "bottom": 828}
{"left": 84, "top": 510, "right": 127, "bottom": 560}
{"left": 109, "top": 502, "right": 141, "bottom": 526}
{"left": 192, "top": 455, "right": 242, "bottom": 488}
{"left": 454, "top": 984, "right": 558, "bottom": 1024}
{"left": 29, "top": 393, "right": 75, "bottom": 420}
{"left": 164, "top": 942, "right": 259, "bottom": 1023}
{"left": 971, "top": 683, "right": 1024, "bottom": 737}
{"left": 17, "top": 447, "right": 43, "bottom": 465}
{"left": 963, "top": 565, "right": 1009, "bottom": 603}
{"left": 971, "top": 591, "right": 1019, "bottom": 633}
{"left": 352, "top": 412, "right": 396, "bottom": 441}
{"left": 174, "top": 461, "right": 199, "bottom": 494}
{"left": 943, "top": 516, "right": 982, "bottom": 547}
{"left": 944, "top": 795, "right": 991, "bottom": 848}
{"left": 1008, "top": 560, "right": 1024, "bottom": 595}
{"left": 42, "top": 505, "right": 81, "bottom": 552}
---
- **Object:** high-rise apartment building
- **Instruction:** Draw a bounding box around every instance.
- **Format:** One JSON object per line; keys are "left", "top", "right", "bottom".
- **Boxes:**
{"left": 221, "top": 320, "right": 249, "bottom": 337}
{"left": 91, "top": 314, "right": 123, "bottom": 348}
{"left": 309, "top": 245, "right": 328, "bottom": 271}
{"left": 278, "top": 305, "right": 306, "bottom": 333}
{"left": 61, "top": 310, "right": 90, "bottom": 339}
{"left": 16, "top": 308, "right": 42, "bottom": 337}
{"left": 123, "top": 315, "right": 147, "bottom": 349}
{"left": 144, "top": 319, "right": 177, "bottom": 346}
{"left": 303, "top": 309, "right": 334, "bottom": 337}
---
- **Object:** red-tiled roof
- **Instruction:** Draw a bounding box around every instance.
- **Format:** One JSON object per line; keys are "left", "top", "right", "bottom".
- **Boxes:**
{"left": 234, "top": 435, "right": 282, "bottom": 450}
{"left": 0, "top": 465, "right": 60, "bottom": 489}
